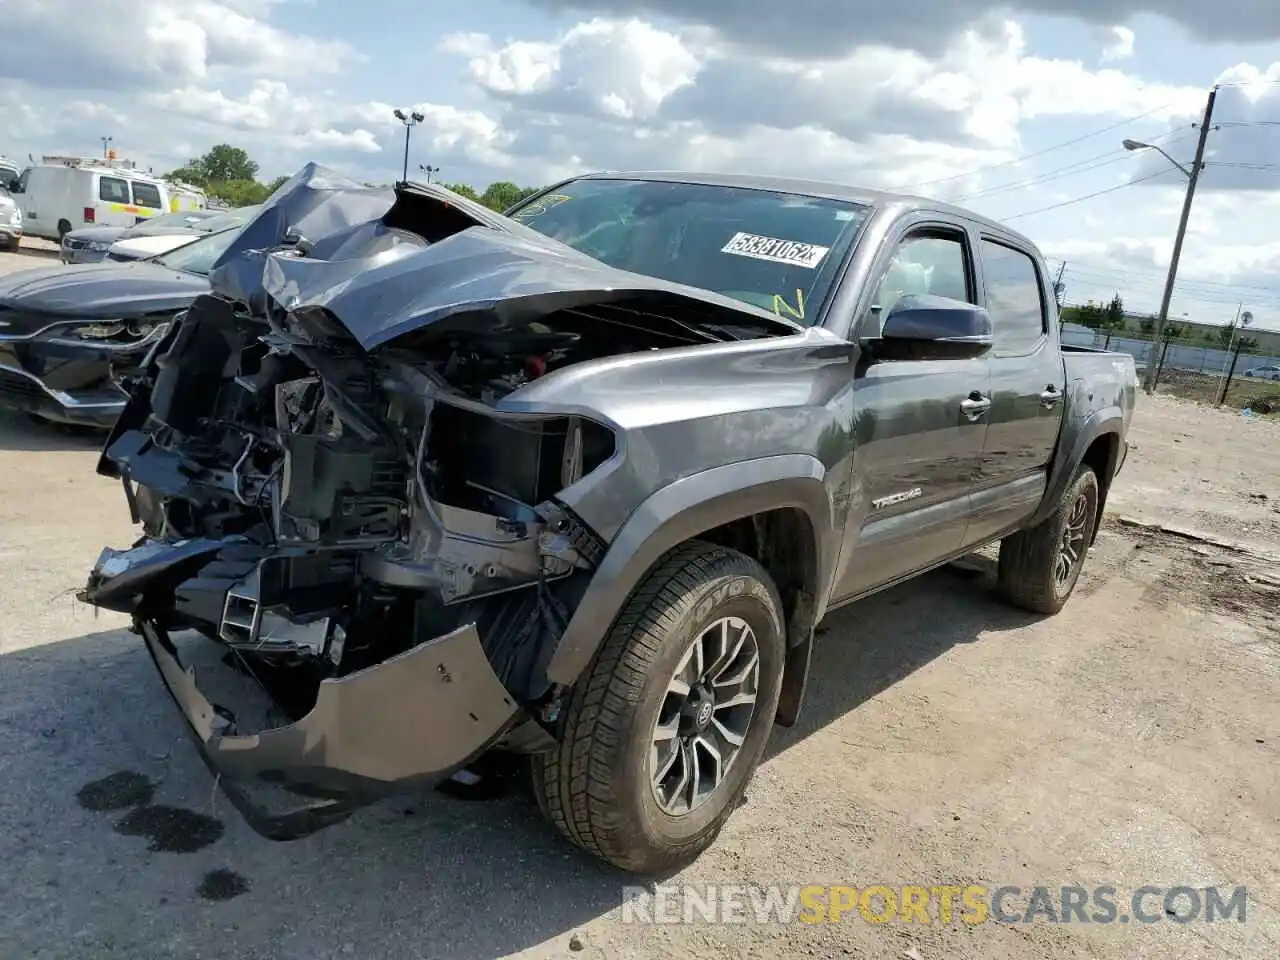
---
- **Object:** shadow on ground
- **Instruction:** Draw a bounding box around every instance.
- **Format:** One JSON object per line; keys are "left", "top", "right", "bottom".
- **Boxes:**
{"left": 0, "top": 411, "right": 107, "bottom": 452}
{"left": 0, "top": 559, "right": 1038, "bottom": 960}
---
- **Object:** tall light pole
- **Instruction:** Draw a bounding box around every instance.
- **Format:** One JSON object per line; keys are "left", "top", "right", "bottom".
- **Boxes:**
{"left": 101, "top": 136, "right": 113, "bottom": 159}
{"left": 419, "top": 164, "right": 440, "bottom": 184}
{"left": 393, "top": 108, "right": 424, "bottom": 182}
{"left": 1122, "top": 85, "right": 1217, "bottom": 394}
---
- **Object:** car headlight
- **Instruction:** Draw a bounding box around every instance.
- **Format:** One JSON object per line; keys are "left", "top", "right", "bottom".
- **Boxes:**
{"left": 87, "top": 240, "right": 111, "bottom": 252}
{"left": 73, "top": 322, "right": 128, "bottom": 339}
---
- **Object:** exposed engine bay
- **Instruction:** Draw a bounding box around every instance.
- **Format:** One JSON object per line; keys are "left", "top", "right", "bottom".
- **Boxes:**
{"left": 86, "top": 291, "right": 708, "bottom": 710}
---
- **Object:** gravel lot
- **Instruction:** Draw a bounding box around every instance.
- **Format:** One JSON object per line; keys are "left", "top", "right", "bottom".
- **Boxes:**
{"left": 1, "top": 247, "right": 1277, "bottom": 960}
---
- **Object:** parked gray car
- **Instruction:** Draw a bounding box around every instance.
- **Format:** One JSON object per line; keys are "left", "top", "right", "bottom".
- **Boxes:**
{"left": 60, "top": 206, "right": 260, "bottom": 264}
{"left": 79, "top": 167, "right": 1135, "bottom": 874}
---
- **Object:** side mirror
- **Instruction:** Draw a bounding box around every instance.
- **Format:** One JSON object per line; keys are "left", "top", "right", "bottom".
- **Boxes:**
{"left": 865, "top": 294, "right": 993, "bottom": 360}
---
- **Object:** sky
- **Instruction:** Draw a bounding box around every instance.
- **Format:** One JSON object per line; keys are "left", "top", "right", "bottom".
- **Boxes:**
{"left": 2, "top": 0, "right": 1280, "bottom": 330}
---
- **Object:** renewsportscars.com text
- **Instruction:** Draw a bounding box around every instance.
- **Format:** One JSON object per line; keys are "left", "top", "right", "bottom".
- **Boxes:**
{"left": 620, "top": 884, "right": 1249, "bottom": 926}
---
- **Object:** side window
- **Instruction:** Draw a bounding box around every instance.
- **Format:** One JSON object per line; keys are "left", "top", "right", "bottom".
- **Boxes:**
{"left": 872, "top": 232, "right": 972, "bottom": 316}
{"left": 980, "top": 239, "right": 1047, "bottom": 354}
{"left": 12, "top": 169, "right": 30, "bottom": 194}
{"left": 131, "top": 181, "right": 162, "bottom": 208}
{"left": 98, "top": 176, "right": 130, "bottom": 203}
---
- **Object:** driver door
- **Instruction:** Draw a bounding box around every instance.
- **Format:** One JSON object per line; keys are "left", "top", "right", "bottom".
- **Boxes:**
{"left": 832, "top": 223, "right": 992, "bottom": 600}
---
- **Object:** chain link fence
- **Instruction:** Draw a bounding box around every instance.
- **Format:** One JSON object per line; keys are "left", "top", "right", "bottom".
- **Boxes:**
{"left": 1061, "top": 324, "right": 1280, "bottom": 378}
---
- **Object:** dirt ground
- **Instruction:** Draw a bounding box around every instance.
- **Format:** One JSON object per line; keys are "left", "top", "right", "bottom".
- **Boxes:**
{"left": 0, "top": 247, "right": 1277, "bottom": 959}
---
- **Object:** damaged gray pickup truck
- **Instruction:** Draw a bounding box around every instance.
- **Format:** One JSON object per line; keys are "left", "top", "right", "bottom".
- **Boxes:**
{"left": 80, "top": 164, "right": 1135, "bottom": 874}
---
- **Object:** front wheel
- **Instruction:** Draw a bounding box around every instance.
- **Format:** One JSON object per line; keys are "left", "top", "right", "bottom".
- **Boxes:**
{"left": 531, "top": 541, "right": 786, "bottom": 874}
{"left": 996, "top": 466, "right": 1100, "bottom": 614}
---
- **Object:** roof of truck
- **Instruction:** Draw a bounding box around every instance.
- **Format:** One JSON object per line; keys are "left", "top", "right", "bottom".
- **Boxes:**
{"left": 572, "top": 169, "right": 1018, "bottom": 235}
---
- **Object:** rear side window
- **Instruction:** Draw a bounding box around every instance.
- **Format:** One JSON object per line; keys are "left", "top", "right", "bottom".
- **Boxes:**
{"left": 131, "top": 181, "right": 162, "bottom": 208}
{"left": 99, "top": 176, "right": 130, "bottom": 203}
{"left": 981, "top": 239, "right": 1047, "bottom": 354}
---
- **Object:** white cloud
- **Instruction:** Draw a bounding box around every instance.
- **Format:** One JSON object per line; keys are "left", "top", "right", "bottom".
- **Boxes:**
{"left": 456, "top": 18, "right": 702, "bottom": 121}
{"left": 1100, "top": 25, "right": 1135, "bottom": 62}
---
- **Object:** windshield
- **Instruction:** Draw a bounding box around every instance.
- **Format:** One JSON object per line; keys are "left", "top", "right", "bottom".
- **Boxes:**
{"left": 508, "top": 178, "right": 870, "bottom": 325}
{"left": 153, "top": 226, "right": 244, "bottom": 276}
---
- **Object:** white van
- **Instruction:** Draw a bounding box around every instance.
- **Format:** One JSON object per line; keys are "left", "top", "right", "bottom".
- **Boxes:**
{"left": 165, "top": 179, "right": 209, "bottom": 213}
{"left": 7, "top": 160, "right": 173, "bottom": 240}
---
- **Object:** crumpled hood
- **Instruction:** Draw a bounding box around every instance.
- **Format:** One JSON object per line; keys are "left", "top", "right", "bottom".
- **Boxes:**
{"left": 0, "top": 261, "right": 208, "bottom": 317}
{"left": 207, "top": 162, "right": 396, "bottom": 312}
{"left": 263, "top": 208, "right": 804, "bottom": 351}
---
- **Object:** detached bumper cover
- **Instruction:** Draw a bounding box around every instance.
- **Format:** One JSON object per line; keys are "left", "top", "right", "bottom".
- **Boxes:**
{"left": 138, "top": 618, "right": 520, "bottom": 839}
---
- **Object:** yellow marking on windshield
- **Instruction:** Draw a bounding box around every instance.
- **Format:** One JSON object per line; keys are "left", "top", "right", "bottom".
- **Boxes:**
{"left": 513, "top": 194, "right": 573, "bottom": 219}
{"left": 772, "top": 288, "right": 806, "bottom": 321}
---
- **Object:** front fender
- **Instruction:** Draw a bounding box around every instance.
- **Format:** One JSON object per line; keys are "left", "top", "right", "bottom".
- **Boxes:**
{"left": 544, "top": 454, "right": 835, "bottom": 686}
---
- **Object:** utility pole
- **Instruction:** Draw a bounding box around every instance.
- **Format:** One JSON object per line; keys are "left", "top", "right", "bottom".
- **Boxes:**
{"left": 101, "top": 136, "right": 113, "bottom": 159}
{"left": 1143, "top": 86, "right": 1217, "bottom": 394}
{"left": 1053, "top": 260, "right": 1067, "bottom": 330}
{"left": 1214, "top": 302, "right": 1242, "bottom": 406}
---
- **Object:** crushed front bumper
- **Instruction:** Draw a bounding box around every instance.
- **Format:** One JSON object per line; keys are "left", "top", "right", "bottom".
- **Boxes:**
{"left": 137, "top": 616, "right": 521, "bottom": 839}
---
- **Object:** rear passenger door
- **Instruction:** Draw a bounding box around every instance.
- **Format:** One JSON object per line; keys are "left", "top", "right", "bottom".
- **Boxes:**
{"left": 964, "top": 237, "right": 1067, "bottom": 546}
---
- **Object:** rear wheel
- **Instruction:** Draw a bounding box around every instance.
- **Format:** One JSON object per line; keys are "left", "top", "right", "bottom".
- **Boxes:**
{"left": 996, "top": 466, "right": 1100, "bottom": 614}
{"left": 531, "top": 541, "right": 785, "bottom": 874}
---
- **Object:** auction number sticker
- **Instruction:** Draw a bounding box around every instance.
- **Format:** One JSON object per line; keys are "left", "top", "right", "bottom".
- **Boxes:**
{"left": 721, "top": 232, "right": 830, "bottom": 268}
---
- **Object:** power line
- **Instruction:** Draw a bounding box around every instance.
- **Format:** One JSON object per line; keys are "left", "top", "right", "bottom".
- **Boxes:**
{"left": 956, "top": 129, "right": 1197, "bottom": 201}
{"left": 1049, "top": 258, "right": 1280, "bottom": 295}
{"left": 904, "top": 102, "right": 1186, "bottom": 191}
{"left": 998, "top": 170, "right": 1168, "bottom": 221}
{"left": 957, "top": 150, "right": 1131, "bottom": 200}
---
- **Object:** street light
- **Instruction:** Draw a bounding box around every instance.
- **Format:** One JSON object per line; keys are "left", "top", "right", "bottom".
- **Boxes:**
{"left": 1122, "top": 139, "right": 1193, "bottom": 178}
{"left": 393, "top": 108, "right": 425, "bottom": 182}
{"left": 1121, "top": 86, "right": 1217, "bottom": 394}
{"left": 100, "top": 136, "right": 113, "bottom": 160}
{"left": 419, "top": 163, "right": 440, "bottom": 184}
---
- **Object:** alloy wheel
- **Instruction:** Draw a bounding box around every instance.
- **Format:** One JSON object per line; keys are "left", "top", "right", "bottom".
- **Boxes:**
{"left": 650, "top": 616, "right": 761, "bottom": 816}
{"left": 1055, "top": 491, "right": 1091, "bottom": 587}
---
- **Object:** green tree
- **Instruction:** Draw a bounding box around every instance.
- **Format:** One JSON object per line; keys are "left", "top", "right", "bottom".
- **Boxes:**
{"left": 1104, "top": 293, "right": 1125, "bottom": 333}
{"left": 264, "top": 174, "right": 290, "bottom": 195}
{"left": 198, "top": 144, "right": 259, "bottom": 183}
{"left": 443, "top": 182, "right": 482, "bottom": 203}
{"left": 165, "top": 145, "right": 273, "bottom": 206}
{"left": 1075, "top": 300, "right": 1105, "bottom": 330}
{"left": 211, "top": 179, "right": 271, "bottom": 207}
{"left": 1138, "top": 315, "right": 1156, "bottom": 336}
{"left": 479, "top": 181, "right": 540, "bottom": 212}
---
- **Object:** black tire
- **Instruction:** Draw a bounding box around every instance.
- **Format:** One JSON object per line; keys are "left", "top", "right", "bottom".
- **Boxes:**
{"left": 997, "top": 466, "right": 1100, "bottom": 614}
{"left": 531, "top": 541, "right": 786, "bottom": 874}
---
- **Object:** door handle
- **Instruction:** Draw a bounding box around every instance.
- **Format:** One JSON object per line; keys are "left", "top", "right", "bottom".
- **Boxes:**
{"left": 1040, "top": 385, "right": 1063, "bottom": 408}
{"left": 960, "top": 393, "right": 990, "bottom": 420}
